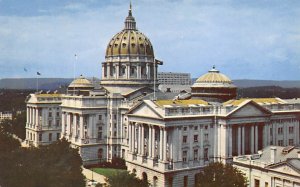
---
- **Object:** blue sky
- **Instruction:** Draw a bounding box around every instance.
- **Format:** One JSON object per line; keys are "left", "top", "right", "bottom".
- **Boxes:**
{"left": 0, "top": 0, "right": 300, "bottom": 80}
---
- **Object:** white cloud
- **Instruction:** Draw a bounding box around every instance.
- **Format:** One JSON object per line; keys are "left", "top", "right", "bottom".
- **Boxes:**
{"left": 0, "top": 0, "right": 300, "bottom": 80}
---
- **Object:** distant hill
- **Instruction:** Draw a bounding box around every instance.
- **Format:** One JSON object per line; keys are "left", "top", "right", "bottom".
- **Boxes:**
{"left": 192, "top": 78, "right": 300, "bottom": 88}
{"left": 0, "top": 78, "right": 73, "bottom": 90}
{"left": 1, "top": 78, "right": 300, "bottom": 90}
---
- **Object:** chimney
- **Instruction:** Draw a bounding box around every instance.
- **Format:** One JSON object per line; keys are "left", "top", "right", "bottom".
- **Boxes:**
{"left": 270, "top": 147, "right": 277, "bottom": 163}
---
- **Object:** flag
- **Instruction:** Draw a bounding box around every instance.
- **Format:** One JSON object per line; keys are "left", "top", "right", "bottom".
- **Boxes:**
{"left": 37, "top": 72, "right": 41, "bottom": 75}
{"left": 24, "top": 68, "right": 28, "bottom": 72}
{"left": 155, "top": 59, "right": 163, "bottom": 65}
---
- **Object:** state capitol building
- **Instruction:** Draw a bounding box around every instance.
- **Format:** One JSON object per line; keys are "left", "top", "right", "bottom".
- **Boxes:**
{"left": 25, "top": 4, "right": 300, "bottom": 187}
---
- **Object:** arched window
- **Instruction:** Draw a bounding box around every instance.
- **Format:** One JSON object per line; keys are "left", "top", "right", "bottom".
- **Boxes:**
{"left": 153, "top": 176, "right": 158, "bottom": 187}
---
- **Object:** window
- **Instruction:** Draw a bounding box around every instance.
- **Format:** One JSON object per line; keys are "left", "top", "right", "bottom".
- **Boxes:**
{"left": 289, "top": 139, "right": 294, "bottom": 145}
{"left": 183, "top": 126, "right": 187, "bottom": 131}
{"left": 49, "top": 133, "right": 52, "bottom": 142}
{"left": 114, "top": 115, "right": 117, "bottom": 120}
{"left": 184, "top": 176, "right": 188, "bottom": 187}
{"left": 114, "top": 123, "right": 117, "bottom": 128}
{"left": 183, "top": 136, "right": 187, "bottom": 143}
{"left": 57, "top": 133, "right": 60, "bottom": 140}
{"left": 49, "top": 112, "right": 52, "bottom": 118}
{"left": 278, "top": 127, "right": 283, "bottom": 134}
{"left": 204, "top": 148, "right": 209, "bottom": 161}
{"left": 265, "top": 182, "right": 269, "bottom": 187}
{"left": 56, "top": 112, "right": 59, "bottom": 117}
{"left": 39, "top": 134, "right": 42, "bottom": 142}
{"left": 48, "top": 120, "right": 52, "bottom": 127}
{"left": 205, "top": 125, "right": 208, "bottom": 130}
{"left": 204, "top": 133, "right": 209, "bottom": 141}
{"left": 98, "top": 126, "right": 102, "bottom": 131}
{"left": 278, "top": 140, "right": 283, "bottom": 146}
{"left": 194, "top": 135, "right": 198, "bottom": 142}
{"left": 114, "top": 131, "right": 117, "bottom": 137}
{"left": 194, "top": 149, "right": 198, "bottom": 160}
{"left": 56, "top": 120, "right": 60, "bottom": 127}
{"left": 289, "top": 126, "right": 294, "bottom": 134}
{"left": 194, "top": 126, "right": 198, "bottom": 130}
{"left": 99, "top": 115, "right": 102, "bottom": 120}
{"left": 254, "top": 179, "right": 260, "bottom": 187}
{"left": 270, "top": 128, "right": 273, "bottom": 136}
{"left": 98, "top": 132, "right": 102, "bottom": 139}
{"left": 182, "top": 151, "right": 187, "bottom": 162}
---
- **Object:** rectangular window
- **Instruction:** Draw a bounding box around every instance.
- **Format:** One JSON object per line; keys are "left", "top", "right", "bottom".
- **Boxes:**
{"left": 56, "top": 112, "right": 59, "bottom": 117}
{"left": 289, "top": 126, "right": 294, "bottom": 134}
{"left": 56, "top": 120, "right": 60, "bottom": 127}
{"left": 194, "top": 149, "right": 198, "bottom": 160}
{"left": 183, "top": 126, "right": 187, "bottom": 131}
{"left": 49, "top": 112, "right": 52, "bottom": 118}
{"left": 114, "top": 131, "right": 117, "bottom": 137}
{"left": 278, "top": 127, "right": 283, "bottom": 134}
{"left": 48, "top": 120, "right": 52, "bottom": 127}
{"left": 278, "top": 140, "right": 283, "bottom": 146}
{"left": 49, "top": 133, "right": 52, "bottom": 142}
{"left": 204, "top": 148, "right": 209, "bottom": 161}
{"left": 183, "top": 136, "right": 187, "bottom": 143}
{"left": 182, "top": 151, "right": 187, "bottom": 162}
{"left": 204, "top": 133, "right": 209, "bottom": 141}
{"left": 39, "top": 134, "right": 42, "bottom": 142}
{"left": 255, "top": 179, "right": 260, "bottom": 187}
{"left": 270, "top": 128, "right": 273, "bottom": 136}
{"left": 99, "top": 115, "right": 102, "bottom": 120}
{"left": 114, "top": 123, "right": 117, "bottom": 128}
{"left": 194, "top": 135, "right": 198, "bottom": 142}
{"left": 98, "top": 132, "right": 102, "bottom": 139}
{"left": 184, "top": 176, "right": 188, "bottom": 187}
{"left": 289, "top": 139, "right": 294, "bottom": 145}
{"left": 57, "top": 133, "right": 60, "bottom": 140}
{"left": 194, "top": 126, "right": 198, "bottom": 130}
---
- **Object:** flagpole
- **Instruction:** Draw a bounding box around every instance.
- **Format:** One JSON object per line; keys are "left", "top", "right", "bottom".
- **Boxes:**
{"left": 36, "top": 73, "right": 38, "bottom": 92}
{"left": 74, "top": 54, "right": 77, "bottom": 95}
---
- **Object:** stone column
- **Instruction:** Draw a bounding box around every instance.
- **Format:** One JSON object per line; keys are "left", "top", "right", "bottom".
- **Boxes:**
{"left": 126, "top": 64, "right": 130, "bottom": 79}
{"left": 107, "top": 64, "right": 111, "bottom": 79}
{"left": 79, "top": 115, "right": 84, "bottom": 139}
{"left": 251, "top": 125, "right": 255, "bottom": 154}
{"left": 133, "top": 123, "right": 136, "bottom": 153}
{"left": 146, "top": 63, "right": 150, "bottom": 79}
{"left": 152, "top": 126, "right": 156, "bottom": 158}
{"left": 229, "top": 126, "right": 232, "bottom": 157}
{"left": 148, "top": 125, "right": 152, "bottom": 158}
{"left": 238, "top": 126, "right": 241, "bottom": 155}
{"left": 163, "top": 128, "right": 167, "bottom": 162}
{"left": 128, "top": 123, "right": 132, "bottom": 152}
{"left": 159, "top": 127, "right": 163, "bottom": 160}
{"left": 116, "top": 64, "right": 119, "bottom": 79}
{"left": 242, "top": 126, "right": 246, "bottom": 154}
{"left": 178, "top": 127, "right": 182, "bottom": 161}
{"left": 200, "top": 126, "right": 204, "bottom": 163}
{"left": 255, "top": 125, "right": 258, "bottom": 152}
{"left": 137, "top": 64, "right": 141, "bottom": 79}
{"left": 26, "top": 107, "right": 30, "bottom": 125}
{"left": 61, "top": 113, "right": 65, "bottom": 135}
{"left": 137, "top": 124, "right": 141, "bottom": 154}
{"left": 101, "top": 64, "right": 105, "bottom": 79}
{"left": 141, "top": 124, "right": 145, "bottom": 155}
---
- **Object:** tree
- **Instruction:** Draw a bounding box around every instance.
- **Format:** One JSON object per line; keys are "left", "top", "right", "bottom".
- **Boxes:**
{"left": 105, "top": 171, "right": 149, "bottom": 187}
{"left": 195, "top": 162, "right": 247, "bottom": 187}
{"left": 0, "top": 138, "right": 86, "bottom": 187}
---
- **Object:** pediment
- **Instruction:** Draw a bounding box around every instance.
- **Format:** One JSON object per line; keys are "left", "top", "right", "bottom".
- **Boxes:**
{"left": 268, "top": 164, "right": 300, "bottom": 175}
{"left": 228, "top": 101, "right": 271, "bottom": 117}
{"left": 127, "top": 102, "right": 162, "bottom": 119}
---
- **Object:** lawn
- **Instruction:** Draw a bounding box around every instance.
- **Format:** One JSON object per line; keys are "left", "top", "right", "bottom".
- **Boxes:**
{"left": 92, "top": 168, "right": 127, "bottom": 178}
